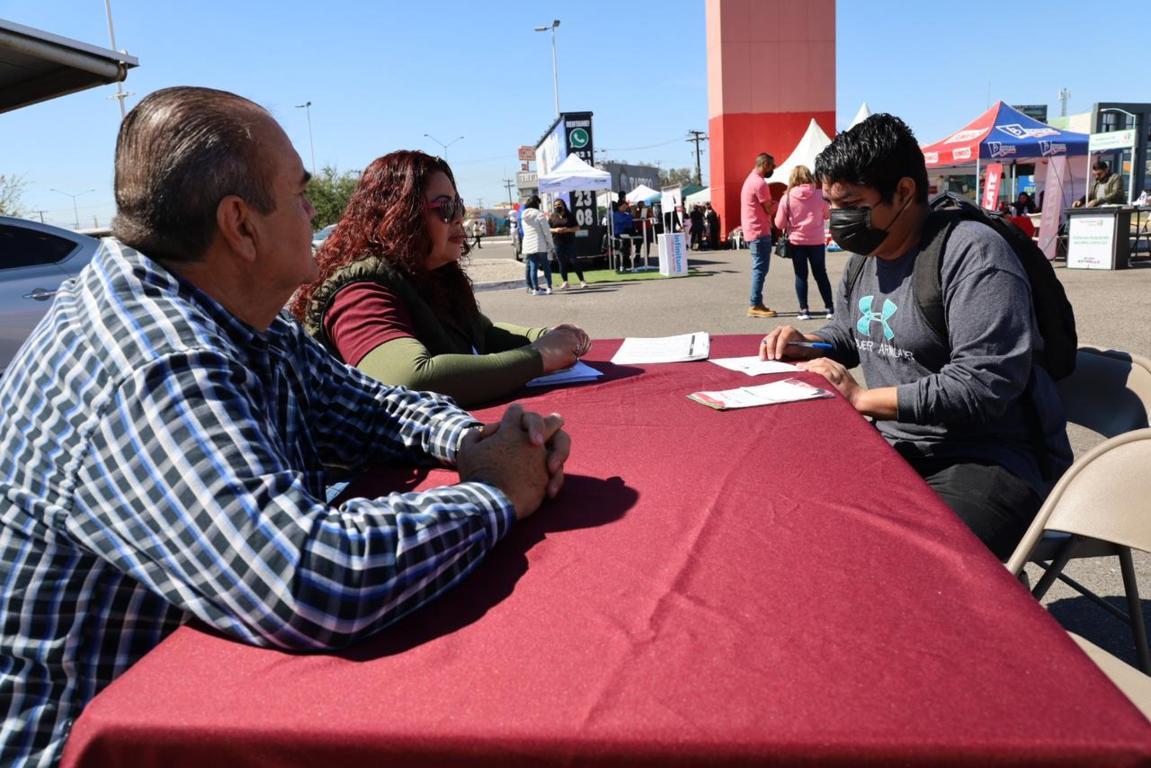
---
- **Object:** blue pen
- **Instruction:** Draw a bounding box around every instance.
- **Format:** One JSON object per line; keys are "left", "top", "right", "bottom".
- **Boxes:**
{"left": 787, "top": 341, "right": 834, "bottom": 351}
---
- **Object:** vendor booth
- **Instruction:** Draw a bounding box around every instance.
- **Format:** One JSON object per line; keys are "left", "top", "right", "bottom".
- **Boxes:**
{"left": 922, "top": 101, "right": 1091, "bottom": 260}
{"left": 537, "top": 154, "right": 612, "bottom": 265}
{"left": 921, "top": 101, "right": 1089, "bottom": 206}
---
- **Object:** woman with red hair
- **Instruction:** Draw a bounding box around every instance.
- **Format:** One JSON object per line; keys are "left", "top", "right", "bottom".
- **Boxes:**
{"left": 292, "top": 151, "right": 589, "bottom": 407}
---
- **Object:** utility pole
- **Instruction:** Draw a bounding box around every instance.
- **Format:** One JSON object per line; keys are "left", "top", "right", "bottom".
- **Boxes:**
{"left": 1058, "top": 87, "right": 1071, "bottom": 118}
{"left": 502, "top": 178, "right": 515, "bottom": 206}
{"left": 103, "top": 0, "right": 131, "bottom": 118}
{"left": 686, "top": 130, "right": 708, "bottom": 185}
{"left": 295, "top": 101, "right": 317, "bottom": 175}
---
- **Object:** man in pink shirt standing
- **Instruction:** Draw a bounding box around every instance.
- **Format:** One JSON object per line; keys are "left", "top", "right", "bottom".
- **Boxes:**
{"left": 741, "top": 153, "right": 778, "bottom": 318}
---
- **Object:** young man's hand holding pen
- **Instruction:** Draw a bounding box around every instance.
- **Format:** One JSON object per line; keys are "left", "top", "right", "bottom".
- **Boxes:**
{"left": 758, "top": 325, "right": 831, "bottom": 361}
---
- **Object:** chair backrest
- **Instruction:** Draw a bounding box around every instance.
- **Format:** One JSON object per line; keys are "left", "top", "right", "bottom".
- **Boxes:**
{"left": 1007, "top": 429, "right": 1151, "bottom": 574}
{"left": 1057, "top": 346, "right": 1151, "bottom": 438}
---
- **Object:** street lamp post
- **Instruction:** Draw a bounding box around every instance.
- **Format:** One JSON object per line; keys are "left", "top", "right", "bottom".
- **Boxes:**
{"left": 424, "top": 133, "right": 464, "bottom": 158}
{"left": 295, "top": 101, "right": 316, "bottom": 175}
{"left": 533, "top": 20, "right": 561, "bottom": 117}
{"left": 50, "top": 188, "right": 95, "bottom": 229}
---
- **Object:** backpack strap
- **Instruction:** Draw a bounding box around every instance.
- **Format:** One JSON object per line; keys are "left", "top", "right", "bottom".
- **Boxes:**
{"left": 911, "top": 209, "right": 966, "bottom": 346}
{"left": 844, "top": 252, "right": 868, "bottom": 302}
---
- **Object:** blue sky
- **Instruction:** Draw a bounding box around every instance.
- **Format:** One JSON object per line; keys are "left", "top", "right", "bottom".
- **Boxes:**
{"left": 0, "top": 0, "right": 1141, "bottom": 229}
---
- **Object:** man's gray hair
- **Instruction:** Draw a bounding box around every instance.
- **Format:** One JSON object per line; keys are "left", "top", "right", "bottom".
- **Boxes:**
{"left": 112, "top": 86, "right": 276, "bottom": 262}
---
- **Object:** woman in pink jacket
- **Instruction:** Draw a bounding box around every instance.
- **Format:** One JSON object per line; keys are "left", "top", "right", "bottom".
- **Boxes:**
{"left": 774, "top": 165, "right": 833, "bottom": 320}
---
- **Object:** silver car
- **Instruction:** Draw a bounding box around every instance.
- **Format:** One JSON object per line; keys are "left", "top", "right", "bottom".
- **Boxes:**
{"left": 0, "top": 216, "right": 99, "bottom": 376}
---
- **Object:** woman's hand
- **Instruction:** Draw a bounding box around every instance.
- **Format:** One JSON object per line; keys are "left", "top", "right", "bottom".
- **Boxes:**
{"left": 531, "top": 325, "right": 591, "bottom": 372}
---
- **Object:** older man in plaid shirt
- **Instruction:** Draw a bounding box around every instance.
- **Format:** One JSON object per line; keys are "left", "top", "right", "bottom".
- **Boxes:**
{"left": 0, "top": 86, "right": 572, "bottom": 767}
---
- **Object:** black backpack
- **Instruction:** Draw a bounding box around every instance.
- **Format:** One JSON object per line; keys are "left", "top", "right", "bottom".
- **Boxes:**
{"left": 844, "top": 192, "right": 1077, "bottom": 380}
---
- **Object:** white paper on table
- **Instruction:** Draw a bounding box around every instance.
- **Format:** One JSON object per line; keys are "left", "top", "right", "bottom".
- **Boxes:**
{"left": 526, "top": 360, "right": 604, "bottom": 387}
{"left": 709, "top": 356, "right": 800, "bottom": 376}
{"left": 687, "top": 377, "right": 832, "bottom": 410}
{"left": 610, "top": 331, "right": 710, "bottom": 365}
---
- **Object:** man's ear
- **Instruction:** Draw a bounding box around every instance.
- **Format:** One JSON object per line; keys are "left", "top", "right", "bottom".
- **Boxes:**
{"left": 896, "top": 176, "right": 918, "bottom": 206}
{"left": 215, "top": 195, "right": 259, "bottom": 263}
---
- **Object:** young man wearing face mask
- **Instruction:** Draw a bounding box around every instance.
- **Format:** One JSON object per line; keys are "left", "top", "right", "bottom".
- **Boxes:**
{"left": 759, "top": 113, "right": 1071, "bottom": 561}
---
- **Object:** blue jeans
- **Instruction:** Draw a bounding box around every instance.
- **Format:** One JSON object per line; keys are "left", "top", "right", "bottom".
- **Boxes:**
{"left": 525, "top": 252, "right": 552, "bottom": 291}
{"left": 748, "top": 236, "right": 772, "bottom": 307}
{"left": 788, "top": 244, "right": 834, "bottom": 312}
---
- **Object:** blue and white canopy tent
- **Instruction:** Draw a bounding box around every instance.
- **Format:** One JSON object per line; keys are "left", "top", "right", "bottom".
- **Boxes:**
{"left": 920, "top": 101, "right": 1090, "bottom": 204}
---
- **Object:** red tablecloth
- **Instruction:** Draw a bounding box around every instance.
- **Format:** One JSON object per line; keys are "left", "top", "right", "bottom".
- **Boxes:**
{"left": 63, "top": 335, "right": 1151, "bottom": 767}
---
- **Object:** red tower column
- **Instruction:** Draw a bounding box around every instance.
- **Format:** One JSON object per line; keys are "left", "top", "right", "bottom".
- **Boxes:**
{"left": 705, "top": 0, "right": 836, "bottom": 237}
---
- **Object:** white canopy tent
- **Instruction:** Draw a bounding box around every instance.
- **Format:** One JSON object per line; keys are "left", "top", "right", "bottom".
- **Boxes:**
{"left": 772, "top": 118, "right": 833, "bottom": 185}
{"left": 685, "top": 187, "right": 710, "bottom": 206}
{"left": 537, "top": 154, "right": 617, "bottom": 265}
{"left": 537, "top": 153, "right": 611, "bottom": 194}
{"left": 625, "top": 184, "right": 660, "bottom": 204}
{"left": 848, "top": 102, "right": 871, "bottom": 129}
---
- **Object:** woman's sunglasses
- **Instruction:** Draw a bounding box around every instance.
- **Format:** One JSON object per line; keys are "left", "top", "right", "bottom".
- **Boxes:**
{"left": 424, "top": 194, "right": 467, "bottom": 223}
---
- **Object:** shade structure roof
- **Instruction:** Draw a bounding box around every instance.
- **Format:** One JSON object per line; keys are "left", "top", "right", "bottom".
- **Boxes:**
{"left": 920, "top": 101, "right": 1088, "bottom": 168}
{"left": 0, "top": 19, "right": 137, "bottom": 114}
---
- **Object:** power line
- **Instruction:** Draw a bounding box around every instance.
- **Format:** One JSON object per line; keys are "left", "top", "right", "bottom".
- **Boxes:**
{"left": 598, "top": 137, "right": 682, "bottom": 153}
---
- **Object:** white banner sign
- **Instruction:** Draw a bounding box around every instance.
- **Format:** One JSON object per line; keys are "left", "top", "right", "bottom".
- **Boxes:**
{"left": 1089, "top": 129, "right": 1136, "bottom": 151}
{"left": 1067, "top": 215, "right": 1115, "bottom": 269}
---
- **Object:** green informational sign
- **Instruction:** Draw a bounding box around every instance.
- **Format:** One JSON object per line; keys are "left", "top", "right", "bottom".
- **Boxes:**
{"left": 569, "top": 127, "right": 589, "bottom": 149}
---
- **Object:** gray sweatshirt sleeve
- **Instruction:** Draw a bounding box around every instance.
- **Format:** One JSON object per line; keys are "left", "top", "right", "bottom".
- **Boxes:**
{"left": 896, "top": 226, "right": 1035, "bottom": 425}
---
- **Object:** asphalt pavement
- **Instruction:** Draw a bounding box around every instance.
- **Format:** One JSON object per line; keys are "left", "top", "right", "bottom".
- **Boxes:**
{"left": 467, "top": 235, "right": 1151, "bottom": 669}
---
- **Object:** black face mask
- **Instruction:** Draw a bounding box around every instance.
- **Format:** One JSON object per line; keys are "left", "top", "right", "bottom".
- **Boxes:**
{"left": 828, "top": 195, "right": 912, "bottom": 255}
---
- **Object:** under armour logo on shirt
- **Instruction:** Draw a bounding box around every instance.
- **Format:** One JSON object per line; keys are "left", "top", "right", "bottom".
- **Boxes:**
{"left": 857, "top": 295, "right": 897, "bottom": 341}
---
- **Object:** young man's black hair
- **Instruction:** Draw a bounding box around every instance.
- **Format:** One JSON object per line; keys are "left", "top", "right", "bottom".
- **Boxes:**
{"left": 815, "top": 114, "right": 929, "bottom": 205}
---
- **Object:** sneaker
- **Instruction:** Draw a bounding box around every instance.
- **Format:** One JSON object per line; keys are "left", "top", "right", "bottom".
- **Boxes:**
{"left": 541, "top": 287, "right": 552, "bottom": 295}
{"left": 558, "top": 281, "right": 569, "bottom": 290}
{"left": 825, "top": 309, "right": 834, "bottom": 320}
{"left": 796, "top": 310, "right": 811, "bottom": 321}
{"left": 526, "top": 288, "right": 537, "bottom": 295}
{"left": 746, "top": 305, "right": 777, "bottom": 318}
{"left": 579, "top": 281, "right": 589, "bottom": 289}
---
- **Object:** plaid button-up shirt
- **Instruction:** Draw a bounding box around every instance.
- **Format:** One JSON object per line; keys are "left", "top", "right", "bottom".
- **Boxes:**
{"left": 0, "top": 240, "right": 514, "bottom": 766}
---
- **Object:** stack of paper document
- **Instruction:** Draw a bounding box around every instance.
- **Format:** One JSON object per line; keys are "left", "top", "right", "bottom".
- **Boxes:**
{"left": 610, "top": 332, "right": 710, "bottom": 365}
{"left": 709, "top": 356, "right": 799, "bottom": 376}
{"left": 687, "top": 378, "right": 832, "bottom": 410}
{"left": 526, "top": 360, "right": 604, "bottom": 387}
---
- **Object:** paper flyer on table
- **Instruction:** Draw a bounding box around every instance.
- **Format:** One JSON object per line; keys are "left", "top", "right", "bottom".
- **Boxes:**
{"left": 709, "top": 356, "right": 800, "bottom": 376}
{"left": 526, "top": 360, "right": 604, "bottom": 387}
{"left": 687, "top": 378, "right": 833, "bottom": 410}
{"left": 610, "top": 332, "right": 709, "bottom": 364}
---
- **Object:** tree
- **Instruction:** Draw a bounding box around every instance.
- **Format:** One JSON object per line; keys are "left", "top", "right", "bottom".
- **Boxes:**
{"left": 659, "top": 167, "right": 695, "bottom": 187}
{"left": 306, "top": 166, "right": 360, "bottom": 229}
{"left": 0, "top": 174, "right": 26, "bottom": 216}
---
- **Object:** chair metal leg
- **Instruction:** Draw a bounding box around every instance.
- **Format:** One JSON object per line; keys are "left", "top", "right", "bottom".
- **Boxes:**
{"left": 1117, "top": 546, "right": 1151, "bottom": 675}
{"left": 1032, "top": 536, "right": 1079, "bottom": 600}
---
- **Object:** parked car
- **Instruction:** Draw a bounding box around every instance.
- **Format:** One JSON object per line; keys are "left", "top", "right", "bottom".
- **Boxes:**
{"left": 312, "top": 224, "right": 335, "bottom": 252}
{"left": 0, "top": 216, "right": 99, "bottom": 377}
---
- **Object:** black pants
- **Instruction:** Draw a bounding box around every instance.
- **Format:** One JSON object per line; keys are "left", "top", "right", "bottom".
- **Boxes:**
{"left": 904, "top": 455, "right": 1042, "bottom": 561}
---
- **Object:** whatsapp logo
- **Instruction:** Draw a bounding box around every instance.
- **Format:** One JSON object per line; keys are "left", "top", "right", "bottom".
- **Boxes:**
{"left": 569, "top": 127, "right": 589, "bottom": 149}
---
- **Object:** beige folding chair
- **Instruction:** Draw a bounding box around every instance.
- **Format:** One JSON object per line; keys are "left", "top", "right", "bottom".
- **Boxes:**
{"left": 1008, "top": 429, "right": 1151, "bottom": 676}
{"left": 1069, "top": 632, "right": 1151, "bottom": 721}
{"left": 1017, "top": 347, "right": 1151, "bottom": 671}
{"left": 1056, "top": 346, "right": 1151, "bottom": 439}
